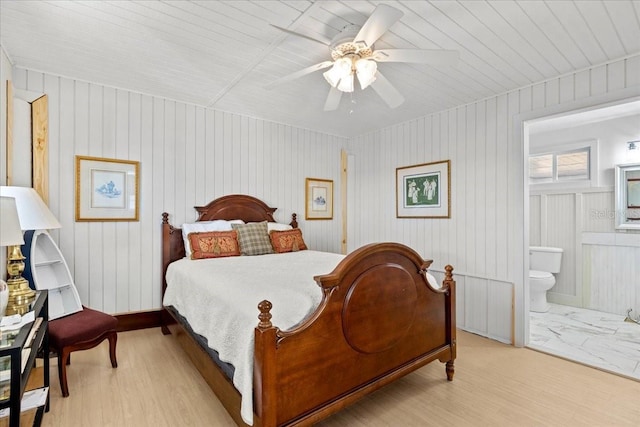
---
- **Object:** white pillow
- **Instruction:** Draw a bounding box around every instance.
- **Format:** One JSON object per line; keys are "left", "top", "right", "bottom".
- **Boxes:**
{"left": 266, "top": 222, "right": 293, "bottom": 232}
{"left": 182, "top": 219, "right": 244, "bottom": 258}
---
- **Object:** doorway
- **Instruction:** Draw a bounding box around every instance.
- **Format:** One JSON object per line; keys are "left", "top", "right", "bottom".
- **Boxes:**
{"left": 523, "top": 99, "right": 640, "bottom": 380}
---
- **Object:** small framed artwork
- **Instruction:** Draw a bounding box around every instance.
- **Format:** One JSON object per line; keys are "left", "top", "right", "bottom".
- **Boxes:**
{"left": 75, "top": 156, "right": 140, "bottom": 221}
{"left": 305, "top": 178, "right": 333, "bottom": 220}
{"left": 396, "top": 160, "right": 450, "bottom": 218}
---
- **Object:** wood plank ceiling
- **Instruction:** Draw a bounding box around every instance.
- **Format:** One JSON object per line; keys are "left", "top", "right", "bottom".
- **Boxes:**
{"left": 1, "top": 0, "right": 639, "bottom": 137}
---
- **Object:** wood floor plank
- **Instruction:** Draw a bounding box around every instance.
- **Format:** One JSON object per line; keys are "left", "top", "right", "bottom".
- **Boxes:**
{"left": 40, "top": 328, "right": 640, "bottom": 426}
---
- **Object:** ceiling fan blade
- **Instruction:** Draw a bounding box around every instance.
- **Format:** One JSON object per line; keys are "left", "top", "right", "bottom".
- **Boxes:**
{"left": 373, "top": 49, "right": 460, "bottom": 66}
{"left": 265, "top": 61, "right": 334, "bottom": 89}
{"left": 354, "top": 4, "right": 404, "bottom": 48}
{"left": 324, "top": 87, "right": 342, "bottom": 111}
{"left": 370, "top": 71, "right": 405, "bottom": 109}
{"left": 270, "top": 24, "right": 331, "bottom": 46}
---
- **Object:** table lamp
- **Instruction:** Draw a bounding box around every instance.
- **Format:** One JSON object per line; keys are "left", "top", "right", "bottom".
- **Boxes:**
{"left": 0, "top": 186, "right": 62, "bottom": 315}
{"left": 0, "top": 196, "right": 24, "bottom": 316}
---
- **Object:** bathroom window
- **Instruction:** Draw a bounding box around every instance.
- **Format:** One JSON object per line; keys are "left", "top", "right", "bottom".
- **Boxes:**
{"left": 529, "top": 144, "right": 595, "bottom": 187}
{"left": 529, "top": 154, "right": 553, "bottom": 183}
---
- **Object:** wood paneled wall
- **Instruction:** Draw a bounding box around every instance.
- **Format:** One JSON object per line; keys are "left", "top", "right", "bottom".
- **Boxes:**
{"left": 347, "top": 55, "right": 640, "bottom": 344}
{"left": 10, "top": 68, "right": 346, "bottom": 314}
{"left": 583, "top": 241, "right": 640, "bottom": 315}
{"left": 8, "top": 54, "right": 640, "bottom": 345}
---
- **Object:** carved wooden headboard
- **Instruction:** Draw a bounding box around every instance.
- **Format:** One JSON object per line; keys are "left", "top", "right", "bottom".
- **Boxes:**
{"left": 161, "top": 194, "right": 297, "bottom": 297}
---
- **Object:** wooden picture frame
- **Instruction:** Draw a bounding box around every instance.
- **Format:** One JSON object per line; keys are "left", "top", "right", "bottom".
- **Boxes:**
{"left": 75, "top": 156, "right": 139, "bottom": 221}
{"left": 396, "top": 160, "right": 451, "bottom": 218}
{"left": 305, "top": 178, "right": 333, "bottom": 220}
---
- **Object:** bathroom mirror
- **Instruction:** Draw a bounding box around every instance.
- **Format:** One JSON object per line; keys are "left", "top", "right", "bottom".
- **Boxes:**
{"left": 614, "top": 162, "right": 640, "bottom": 230}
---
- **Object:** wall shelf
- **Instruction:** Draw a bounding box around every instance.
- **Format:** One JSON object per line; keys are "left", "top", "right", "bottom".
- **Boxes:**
{"left": 23, "top": 231, "right": 82, "bottom": 321}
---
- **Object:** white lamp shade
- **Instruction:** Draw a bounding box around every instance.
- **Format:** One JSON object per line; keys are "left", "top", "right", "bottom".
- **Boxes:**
{"left": 0, "top": 197, "right": 25, "bottom": 246}
{"left": 323, "top": 58, "right": 352, "bottom": 88}
{"left": 355, "top": 59, "right": 377, "bottom": 90}
{"left": 337, "top": 73, "right": 354, "bottom": 93}
{"left": 0, "top": 186, "right": 61, "bottom": 231}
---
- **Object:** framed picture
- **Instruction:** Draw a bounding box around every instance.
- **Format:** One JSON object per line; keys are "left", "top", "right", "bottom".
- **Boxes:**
{"left": 75, "top": 156, "right": 140, "bottom": 221}
{"left": 396, "top": 160, "right": 450, "bottom": 218}
{"left": 305, "top": 178, "right": 333, "bottom": 220}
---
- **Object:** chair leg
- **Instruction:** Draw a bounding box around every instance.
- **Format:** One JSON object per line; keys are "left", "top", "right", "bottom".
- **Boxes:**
{"left": 54, "top": 330, "right": 117, "bottom": 397}
{"left": 58, "top": 348, "right": 71, "bottom": 397}
{"left": 108, "top": 331, "right": 118, "bottom": 368}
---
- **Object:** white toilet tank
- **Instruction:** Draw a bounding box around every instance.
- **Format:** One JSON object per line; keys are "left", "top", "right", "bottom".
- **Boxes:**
{"left": 530, "top": 246, "right": 563, "bottom": 273}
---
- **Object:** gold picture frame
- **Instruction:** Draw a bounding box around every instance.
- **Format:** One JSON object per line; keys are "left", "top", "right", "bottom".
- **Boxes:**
{"left": 75, "top": 156, "right": 140, "bottom": 221}
{"left": 305, "top": 178, "right": 333, "bottom": 220}
{"left": 396, "top": 160, "right": 451, "bottom": 218}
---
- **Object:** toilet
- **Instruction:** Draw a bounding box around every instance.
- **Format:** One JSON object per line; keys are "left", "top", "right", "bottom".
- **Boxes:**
{"left": 529, "top": 246, "right": 563, "bottom": 313}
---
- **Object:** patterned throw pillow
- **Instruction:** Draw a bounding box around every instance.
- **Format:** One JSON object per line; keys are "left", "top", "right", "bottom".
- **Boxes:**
{"left": 231, "top": 221, "right": 274, "bottom": 256}
{"left": 181, "top": 219, "right": 244, "bottom": 258}
{"left": 188, "top": 230, "right": 240, "bottom": 259}
{"left": 270, "top": 228, "right": 308, "bottom": 253}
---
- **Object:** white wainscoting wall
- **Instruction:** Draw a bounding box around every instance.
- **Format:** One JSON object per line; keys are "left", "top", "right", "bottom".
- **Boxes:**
{"left": 531, "top": 188, "right": 640, "bottom": 316}
{"left": 10, "top": 67, "right": 347, "bottom": 314}
{"left": 530, "top": 192, "right": 581, "bottom": 306}
{"left": 583, "top": 233, "right": 640, "bottom": 315}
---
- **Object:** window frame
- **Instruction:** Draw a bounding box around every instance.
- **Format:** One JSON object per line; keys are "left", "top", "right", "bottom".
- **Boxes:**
{"left": 529, "top": 139, "right": 598, "bottom": 191}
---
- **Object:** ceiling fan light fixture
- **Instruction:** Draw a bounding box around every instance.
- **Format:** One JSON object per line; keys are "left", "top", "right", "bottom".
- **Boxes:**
{"left": 323, "top": 57, "right": 352, "bottom": 88}
{"left": 355, "top": 58, "right": 377, "bottom": 90}
{"left": 270, "top": 4, "right": 460, "bottom": 110}
{"left": 337, "top": 74, "right": 354, "bottom": 93}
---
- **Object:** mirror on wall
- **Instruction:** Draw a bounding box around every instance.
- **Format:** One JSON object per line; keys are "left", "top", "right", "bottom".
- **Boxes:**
{"left": 615, "top": 163, "right": 640, "bottom": 230}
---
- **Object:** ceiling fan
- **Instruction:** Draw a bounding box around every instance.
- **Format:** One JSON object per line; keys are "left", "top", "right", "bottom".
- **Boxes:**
{"left": 268, "top": 4, "right": 459, "bottom": 111}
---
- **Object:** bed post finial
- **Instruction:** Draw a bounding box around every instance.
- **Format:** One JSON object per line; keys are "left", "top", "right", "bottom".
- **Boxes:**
{"left": 258, "top": 300, "right": 273, "bottom": 329}
{"left": 444, "top": 265, "right": 454, "bottom": 281}
{"left": 291, "top": 213, "right": 298, "bottom": 229}
{"left": 162, "top": 212, "right": 169, "bottom": 224}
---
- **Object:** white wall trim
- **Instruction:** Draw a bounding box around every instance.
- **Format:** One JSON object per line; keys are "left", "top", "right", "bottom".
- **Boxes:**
{"left": 530, "top": 186, "right": 613, "bottom": 196}
{"left": 582, "top": 232, "right": 640, "bottom": 247}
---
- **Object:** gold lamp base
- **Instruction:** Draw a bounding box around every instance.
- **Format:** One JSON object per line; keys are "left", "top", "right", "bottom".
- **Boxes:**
{"left": 6, "top": 278, "right": 36, "bottom": 316}
{"left": 5, "top": 245, "right": 36, "bottom": 316}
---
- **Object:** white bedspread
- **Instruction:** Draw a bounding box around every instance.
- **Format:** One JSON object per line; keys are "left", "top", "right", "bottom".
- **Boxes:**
{"left": 162, "top": 250, "right": 345, "bottom": 425}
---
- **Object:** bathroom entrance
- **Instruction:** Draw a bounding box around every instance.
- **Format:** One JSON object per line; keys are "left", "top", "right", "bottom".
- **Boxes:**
{"left": 524, "top": 99, "right": 640, "bottom": 380}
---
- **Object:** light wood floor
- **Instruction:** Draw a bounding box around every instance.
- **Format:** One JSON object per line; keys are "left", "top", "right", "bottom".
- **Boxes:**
{"left": 40, "top": 328, "right": 640, "bottom": 427}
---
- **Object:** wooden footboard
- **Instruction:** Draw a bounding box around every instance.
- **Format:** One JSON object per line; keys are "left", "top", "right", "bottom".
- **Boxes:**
{"left": 254, "top": 242, "right": 455, "bottom": 426}
{"left": 161, "top": 195, "right": 456, "bottom": 427}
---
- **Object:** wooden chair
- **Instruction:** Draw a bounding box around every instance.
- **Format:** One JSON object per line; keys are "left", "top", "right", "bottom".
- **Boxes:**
{"left": 48, "top": 306, "right": 118, "bottom": 397}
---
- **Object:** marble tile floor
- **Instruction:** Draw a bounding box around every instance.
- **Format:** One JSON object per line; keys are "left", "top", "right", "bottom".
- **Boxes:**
{"left": 528, "top": 303, "right": 640, "bottom": 381}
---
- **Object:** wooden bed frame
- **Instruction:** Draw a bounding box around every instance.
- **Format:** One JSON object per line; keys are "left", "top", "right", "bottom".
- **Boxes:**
{"left": 161, "top": 194, "right": 456, "bottom": 427}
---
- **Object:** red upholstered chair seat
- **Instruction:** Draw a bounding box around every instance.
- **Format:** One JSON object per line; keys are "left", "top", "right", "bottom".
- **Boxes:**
{"left": 48, "top": 306, "right": 118, "bottom": 397}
